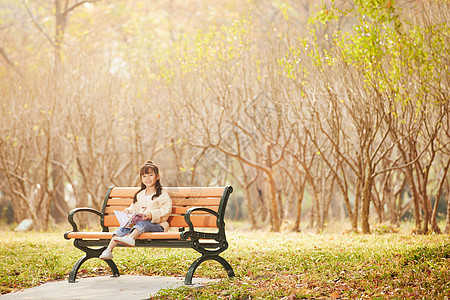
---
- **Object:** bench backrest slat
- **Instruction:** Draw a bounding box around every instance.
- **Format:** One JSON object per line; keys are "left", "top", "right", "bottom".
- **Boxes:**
{"left": 105, "top": 198, "right": 221, "bottom": 207}
{"left": 104, "top": 206, "right": 219, "bottom": 215}
{"left": 103, "top": 215, "right": 218, "bottom": 228}
{"left": 108, "top": 187, "right": 226, "bottom": 198}
{"left": 102, "top": 186, "right": 227, "bottom": 229}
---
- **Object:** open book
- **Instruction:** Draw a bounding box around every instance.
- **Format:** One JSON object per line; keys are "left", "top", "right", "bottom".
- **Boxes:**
{"left": 113, "top": 210, "right": 144, "bottom": 229}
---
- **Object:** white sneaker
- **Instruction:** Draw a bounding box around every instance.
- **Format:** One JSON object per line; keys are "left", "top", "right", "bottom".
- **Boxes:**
{"left": 115, "top": 235, "right": 135, "bottom": 247}
{"left": 99, "top": 248, "right": 113, "bottom": 260}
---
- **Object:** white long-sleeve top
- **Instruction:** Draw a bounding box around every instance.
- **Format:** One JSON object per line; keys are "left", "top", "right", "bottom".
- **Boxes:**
{"left": 123, "top": 189, "right": 172, "bottom": 232}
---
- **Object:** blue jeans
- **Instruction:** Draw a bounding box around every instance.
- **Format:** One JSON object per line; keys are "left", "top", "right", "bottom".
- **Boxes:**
{"left": 114, "top": 220, "right": 163, "bottom": 237}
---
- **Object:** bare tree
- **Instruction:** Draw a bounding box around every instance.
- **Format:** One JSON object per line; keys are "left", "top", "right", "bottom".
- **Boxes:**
{"left": 0, "top": 75, "right": 70, "bottom": 229}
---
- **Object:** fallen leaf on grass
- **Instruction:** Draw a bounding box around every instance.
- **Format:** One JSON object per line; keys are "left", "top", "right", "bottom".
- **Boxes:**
{"left": 330, "top": 291, "right": 340, "bottom": 298}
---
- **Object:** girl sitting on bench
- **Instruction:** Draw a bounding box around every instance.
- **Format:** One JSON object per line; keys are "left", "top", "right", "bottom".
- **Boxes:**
{"left": 99, "top": 160, "right": 172, "bottom": 260}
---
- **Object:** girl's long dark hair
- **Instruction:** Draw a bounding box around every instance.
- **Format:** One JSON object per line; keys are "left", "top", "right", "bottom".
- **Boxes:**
{"left": 133, "top": 160, "right": 162, "bottom": 203}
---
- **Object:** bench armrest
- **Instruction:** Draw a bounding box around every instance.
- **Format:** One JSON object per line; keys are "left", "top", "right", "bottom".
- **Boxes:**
{"left": 184, "top": 207, "right": 219, "bottom": 231}
{"left": 181, "top": 206, "right": 229, "bottom": 255}
{"left": 180, "top": 207, "right": 225, "bottom": 241}
{"left": 66, "top": 207, "right": 105, "bottom": 235}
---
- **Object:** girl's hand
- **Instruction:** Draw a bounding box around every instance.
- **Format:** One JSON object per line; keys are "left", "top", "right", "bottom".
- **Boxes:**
{"left": 141, "top": 206, "right": 148, "bottom": 219}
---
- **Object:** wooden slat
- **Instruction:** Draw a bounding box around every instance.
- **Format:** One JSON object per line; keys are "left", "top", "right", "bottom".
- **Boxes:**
{"left": 66, "top": 231, "right": 182, "bottom": 240}
{"left": 171, "top": 206, "right": 218, "bottom": 214}
{"left": 167, "top": 215, "right": 217, "bottom": 228}
{"left": 106, "top": 197, "right": 220, "bottom": 207}
{"left": 103, "top": 186, "right": 224, "bottom": 228}
{"left": 172, "top": 198, "right": 220, "bottom": 206}
{"left": 106, "top": 198, "right": 219, "bottom": 206}
{"left": 108, "top": 187, "right": 140, "bottom": 197}
{"left": 103, "top": 215, "right": 217, "bottom": 228}
{"left": 105, "top": 206, "right": 129, "bottom": 214}
{"left": 105, "top": 206, "right": 217, "bottom": 215}
{"left": 104, "top": 216, "right": 120, "bottom": 227}
{"left": 165, "top": 187, "right": 225, "bottom": 198}
{"left": 107, "top": 198, "right": 133, "bottom": 206}
{"left": 108, "top": 186, "right": 226, "bottom": 199}
{"left": 139, "top": 232, "right": 182, "bottom": 240}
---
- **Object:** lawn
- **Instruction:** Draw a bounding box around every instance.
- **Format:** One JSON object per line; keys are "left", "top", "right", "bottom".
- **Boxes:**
{"left": 0, "top": 229, "right": 449, "bottom": 299}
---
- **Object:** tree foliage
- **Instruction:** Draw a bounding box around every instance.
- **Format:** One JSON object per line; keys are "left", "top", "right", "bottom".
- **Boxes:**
{"left": 0, "top": 0, "right": 448, "bottom": 233}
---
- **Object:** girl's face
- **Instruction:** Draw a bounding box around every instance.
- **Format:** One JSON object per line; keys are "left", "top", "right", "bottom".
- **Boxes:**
{"left": 141, "top": 169, "right": 159, "bottom": 188}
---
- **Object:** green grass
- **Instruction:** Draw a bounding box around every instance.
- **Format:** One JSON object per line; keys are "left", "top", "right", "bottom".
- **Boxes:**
{"left": 0, "top": 230, "right": 449, "bottom": 299}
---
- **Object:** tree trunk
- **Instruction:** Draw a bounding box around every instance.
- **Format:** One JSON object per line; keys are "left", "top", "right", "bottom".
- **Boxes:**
{"left": 361, "top": 167, "right": 373, "bottom": 234}
{"left": 313, "top": 182, "right": 321, "bottom": 232}
{"left": 51, "top": 151, "right": 68, "bottom": 222}
{"left": 233, "top": 195, "right": 241, "bottom": 220}
{"left": 404, "top": 166, "right": 423, "bottom": 233}
{"left": 267, "top": 173, "right": 281, "bottom": 232}
{"left": 385, "top": 177, "right": 396, "bottom": 225}
{"left": 322, "top": 175, "right": 335, "bottom": 229}
{"left": 353, "top": 178, "right": 361, "bottom": 232}
{"left": 292, "top": 178, "right": 306, "bottom": 232}
{"left": 444, "top": 189, "right": 450, "bottom": 234}
{"left": 431, "top": 157, "right": 450, "bottom": 233}
{"left": 244, "top": 184, "right": 257, "bottom": 229}
{"left": 256, "top": 181, "right": 268, "bottom": 224}
{"left": 371, "top": 190, "right": 384, "bottom": 223}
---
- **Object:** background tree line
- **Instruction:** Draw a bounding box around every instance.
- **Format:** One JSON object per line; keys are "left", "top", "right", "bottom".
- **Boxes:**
{"left": 0, "top": 0, "right": 448, "bottom": 234}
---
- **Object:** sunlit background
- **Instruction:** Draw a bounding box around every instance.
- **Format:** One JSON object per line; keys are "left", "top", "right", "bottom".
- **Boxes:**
{"left": 0, "top": 0, "right": 448, "bottom": 234}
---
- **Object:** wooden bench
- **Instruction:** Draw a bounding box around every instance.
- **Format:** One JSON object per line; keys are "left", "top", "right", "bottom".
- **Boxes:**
{"left": 64, "top": 185, "right": 235, "bottom": 285}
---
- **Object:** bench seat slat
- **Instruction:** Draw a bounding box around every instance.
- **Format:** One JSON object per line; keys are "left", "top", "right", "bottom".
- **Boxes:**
{"left": 66, "top": 231, "right": 182, "bottom": 240}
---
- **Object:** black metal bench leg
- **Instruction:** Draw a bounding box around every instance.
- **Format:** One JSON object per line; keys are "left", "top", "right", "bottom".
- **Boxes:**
{"left": 185, "top": 255, "right": 235, "bottom": 285}
{"left": 69, "top": 245, "right": 120, "bottom": 283}
{"left": 105, "top": 259, "right": 120, "bottom": 278}
{"left": 69, "top": 255, "right": 90, "bottom": 283}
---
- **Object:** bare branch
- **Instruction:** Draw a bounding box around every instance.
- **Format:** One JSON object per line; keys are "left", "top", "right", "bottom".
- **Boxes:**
{"left": 0, "top": 46, "right": 14, "bottom": 67}
{"left": 21, "top": 0, "right": 56, "bottom": 48}
{"left": 63, "top": 0, "right": 102, "bottom": 17}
